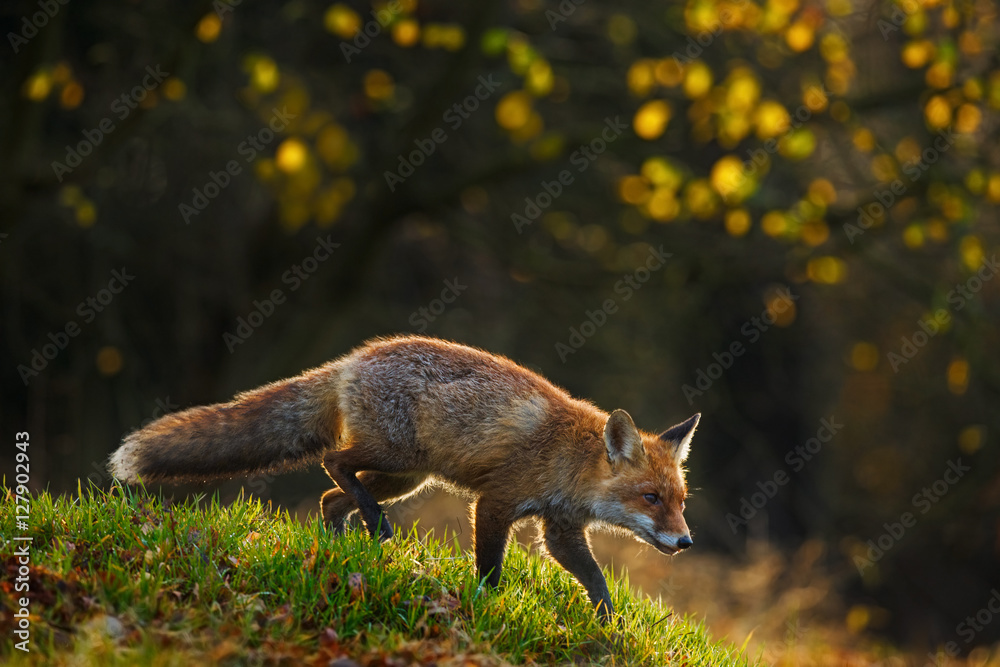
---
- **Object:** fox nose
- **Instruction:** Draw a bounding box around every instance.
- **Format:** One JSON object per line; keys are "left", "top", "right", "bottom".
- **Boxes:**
{"left": 677, "top": 535, "right": 693, "bottom": 550}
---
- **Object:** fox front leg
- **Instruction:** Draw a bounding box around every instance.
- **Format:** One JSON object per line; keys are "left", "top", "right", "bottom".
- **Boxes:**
{"left": 543, "top": 519, "right": 614, "bottom": 622}
{"left": 472, "top": 497, "right": 516, "bottom": 587}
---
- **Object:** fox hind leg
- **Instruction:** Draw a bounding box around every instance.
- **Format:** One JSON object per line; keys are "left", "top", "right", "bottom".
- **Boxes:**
{"left": 321, "top": 471, "right": 428, "bottom": 533}
{"left": 323, "top": 447, "right": 425, "bottom": 541}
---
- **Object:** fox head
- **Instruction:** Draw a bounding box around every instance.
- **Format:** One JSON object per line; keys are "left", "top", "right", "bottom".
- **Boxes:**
{"left": 599, "top": 410, "right": 700, "bottom": 555}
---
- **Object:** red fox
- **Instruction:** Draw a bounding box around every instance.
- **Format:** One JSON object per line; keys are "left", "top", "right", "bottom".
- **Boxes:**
{"left": 110, "top": 335, "right": 699, "bottom": 619}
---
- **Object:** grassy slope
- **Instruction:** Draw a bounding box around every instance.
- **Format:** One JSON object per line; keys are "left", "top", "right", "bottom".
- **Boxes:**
{"left": 1, "top": 484, "right": 755, "bottom": 666}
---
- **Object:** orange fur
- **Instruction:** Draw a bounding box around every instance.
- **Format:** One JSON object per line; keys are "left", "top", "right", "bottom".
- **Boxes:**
{"left": 109, "top": 335, "right": 700, "bottom": 620}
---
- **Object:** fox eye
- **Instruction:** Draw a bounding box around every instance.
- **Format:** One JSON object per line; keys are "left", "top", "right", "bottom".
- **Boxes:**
{"left": 643, "top": 493, "right": 660, "bottom": 505}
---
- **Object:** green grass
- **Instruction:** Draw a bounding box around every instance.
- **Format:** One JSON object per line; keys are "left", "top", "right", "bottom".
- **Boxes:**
{"left": 1, "top": 483, "right": 755, "bottom": 666}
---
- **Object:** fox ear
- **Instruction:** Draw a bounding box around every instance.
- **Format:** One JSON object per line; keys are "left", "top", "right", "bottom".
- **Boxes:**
{"left": 604, "top": 409, "right": 644, "bottom": 465}
{"left": 659, "top": 413, "right": 700, "bottom": 463}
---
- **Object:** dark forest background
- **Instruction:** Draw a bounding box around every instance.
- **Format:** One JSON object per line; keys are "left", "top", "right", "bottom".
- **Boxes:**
{"left": 2, "top": 0, "right": 999, "bottom": 659}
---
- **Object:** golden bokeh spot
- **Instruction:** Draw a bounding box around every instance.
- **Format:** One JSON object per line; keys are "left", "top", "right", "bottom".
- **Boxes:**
{"left": 363, "top": 69, "right": 395, "bottom": 101}
{"left": 250, "top": 56, "right": 280, "bottom": 93}
{"left": 827, "top": 0, "right": 852, "bottom": 16}
{"left": 870, "top": 154, "right": 898, "bottom": 182}
{"left": 807, "top": 256, "right": 846, "bottom": 284}
{"left": 963, "top": 77, "right": 983, "bottom": 101}
{"left": 955, "top": 104, "right": 981, "bottom": 134}
{"left": 618, "top": 175, "right": 651, "bottom": 205}
{"left": 633, "top": 100, "right": 672, "bottom": 140}
{"left": 724, "top": 208, "right": 751, "bottom": 237}
{"left": 830, "top": 100, "right": 850, "bottom": 122}
{"left": 495, "top": 91, "right": 532, "bottom": 131}
{"left": 645, "top": 188, "right": 680, "bottom": 222}
{"left": 684, "top": 179, "right": 718, "bottom": 219}
{"left": 901, "top": 40, "right": 934, "bottom": 68}
{"left": 96, "top": 346, "right": 123, "bottom": 376}
{"left": 577, "top": 224, "right": 610, "bottom": 254}
{"left": 607, "top": 13, "right": 637, "bottom": 45}
{"left": 392, "top": 19, "right": 421, "bottom": 47}
{"left": 526, "top": 60, "right": 554, "bottom": 96}
{"left": 544, "top": 212, "right": 576, "bottom": 240}
{"left": 433, "top": 24, "right": 466, "bottom": 51}
{"left": 847, "top": 606, "right": 870, "bottom": 634}
{"left": 276, "top": 138, "right": 308, "bottom": 173}
{"left": 685, "top": 1, "right": 721, "bottom": 33}
{"left": 725, "top": 68, "right": 761, "bottom": 113}
{"left": 196, "top": 14, "right": 222, "bottom": 43}
{"left": 506, "top": 34, "right": 536, "bottom": 75}
{"left": 807, "top": 178, "right": 837, "bottom": 206}
{"left": 718, "top": 113, "right": 752, "bottom": 148}
{"left": 59, "top": 81, "right": 84, "bottom": 109}
{"left": 894, "top": 136, "right": 920, "bottom": 163}
{"left": 804, "top": 84, "right": 828, "bottom": 112}
{"left": 852, "top": 127, "right": 875, "bottom": 152}
{"left": 23, "top": 69, "right": 52, "bottom": 101}
{"left": 654, "top": 59, "right": 684, "bottom": 87}
{"left": 710, "top": 155, "right": 749, "bottom": 201}
{"left": 941, "top": 4, "right": 959, "bottom": 28}
{"left": 801, "top": 220, "right": 829, "bottom": 246}
{"left": 754, "top": 100, "right": 790, "bottom": 139}
{"left": 964, "top": 169, "right": 985, "bottom": 194}
{"left": 641, "top": 157, "right": 683, "bottom": 189}
{"left": 317, "top": 124, "right": 349, "bottom": 167}
{"left": 683, "top": 61, "right": 713, "bottom": 99}
{"left": 958, "top": 425, "right": 984, "bottom": 455}
{"left": 958, "top": 31, "right": 981, "bottom": 55}
{"left": 924, "top": 95, "right": 951, "bottom": 129}
{"left": 627, "top": 59, "right": 657, "bottom": 97}
{"left": 529, "top": 133, "right": 564, "bottom": 161}
{"left": 947, "top": 358, "right": 969, "bottom": 395}
{"left": 52, "top": 62, "right": 72, "bottom": 84}
{"left": 902, "top": 224, "right": 924, "bottom": 248}
{"left": 902, "top": 8, "right": 926, "bottom": 35}
{"left": 163, "top": 78, "right": 187, "bottom": 101}
{"left": 765, "top": 286, "right": 797, "bottom": 327}
{"left": 59, "top": 185, "right": 82, "bottom": 207}
{"left": 819, "top": 33, "right": 848, "bottom": 63}
{"left": 76, "top": 200, "right": 97, "bottom": 228}
{"left": 785, "top": 21, "right": 815, "bottom": 52}
{"left": 925, "top": 61, "right": 953, "bottom": 89}
{"left": 510, "top": 110, "right": 543, "bottom": 142}
{"left": 761, "top": 210, "right": 787, "bottom": 237}
{"left": 850, "top": 342, "right": 878, "bottom": 371}
{"left": 960, "top": 235, "right": 984, "bottom": 271}
{"left": 985, "top": 173, "right": 1000, "bottom": 203}
{"left": 324, "top": 4, "right": 361, "bottom": 38}
{"left": 779, "top": 129, "right": 816, "bottom": 160}
{"left": 926, "top": 219, "right": 948, "bottom": 242}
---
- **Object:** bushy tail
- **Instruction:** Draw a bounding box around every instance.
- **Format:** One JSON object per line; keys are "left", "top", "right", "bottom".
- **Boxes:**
{"left": 109, "top": 370, "right": 339, "bottom": 484}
